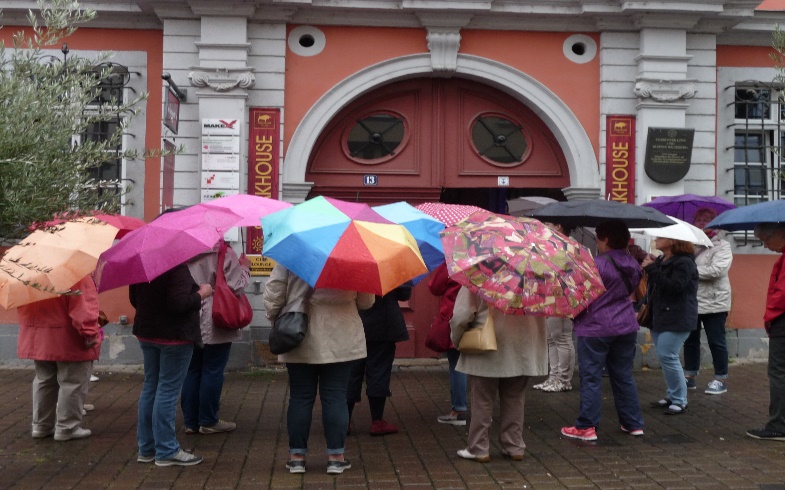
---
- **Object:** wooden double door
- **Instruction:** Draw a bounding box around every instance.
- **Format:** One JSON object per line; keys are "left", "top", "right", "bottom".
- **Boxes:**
{"left": 306, "top": 77, "right": 569, "bottom": 357}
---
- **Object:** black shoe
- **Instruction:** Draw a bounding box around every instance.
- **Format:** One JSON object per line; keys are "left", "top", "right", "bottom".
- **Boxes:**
{"left": 326, "top": 459, "right": 351, "bottom": 474}
{"left": 649, "top": 399, "right": 671, "bottom": 408}
{"left": 286, "top": 459, "right": 306, "bottom": 473}
{"left": 664, "top": 404, "right": 687, "bottom": 415}
{"left": 746, "top": 428, "right": 785, "bottom": 441}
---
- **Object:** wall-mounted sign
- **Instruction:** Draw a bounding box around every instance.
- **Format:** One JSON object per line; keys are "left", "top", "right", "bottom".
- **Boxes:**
{"left": 246, "top": 108, "right": 281, "bottom": 275}
{"left": 644, "top": 127, "right": 694, "bottom": 184}
{"left": 364, "top": 175, "right": 378, "bottom": 186}
{"left": 163, "top": 88, "right": 180, "bottom": 135}
{"left": 605, "top": 115, "right": 636, "bottom": 203}
{"left": 498, "top": 176, "right": 510, "bottom": 186}
{"left": 201, "top": 171, "right": 240, "bottom": 190}
{"left": 161, "top": 140, "right": 176, "bottom": 210}
{"left": 203, "top": 153, "right": 241, "bottom": 171}
{"left": 201, "top": 118, "right": 240, "bottom": 135}
{"left": 202, "top": 136, "right": 240, "bottom": 154}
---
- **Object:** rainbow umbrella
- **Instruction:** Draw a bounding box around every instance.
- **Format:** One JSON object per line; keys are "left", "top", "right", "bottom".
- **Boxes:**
{"left": 441, "top": 210, "right": 605, "bottom": 318}
{"left": 373, "top": 202, "right": 445, "bottom": 282}
{"left": 261, "top": 196, "right": 427, "bottom": 295}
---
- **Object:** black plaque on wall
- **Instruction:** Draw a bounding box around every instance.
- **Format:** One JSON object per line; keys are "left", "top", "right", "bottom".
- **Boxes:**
{"left": 644, "top": 127, "right": 695, "bottom": 184}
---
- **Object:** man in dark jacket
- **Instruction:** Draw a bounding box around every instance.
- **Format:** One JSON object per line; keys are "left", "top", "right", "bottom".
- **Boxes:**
{"left": 347, "top": 283, "right": 412, "bottom": 436}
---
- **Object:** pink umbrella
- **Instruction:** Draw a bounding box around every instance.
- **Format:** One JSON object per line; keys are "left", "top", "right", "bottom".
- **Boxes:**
{"left": 94, "top": 196, "right": 291, "bottom": 292}
{"left": 414, "top": 203, "right": 487, "bottom": 226}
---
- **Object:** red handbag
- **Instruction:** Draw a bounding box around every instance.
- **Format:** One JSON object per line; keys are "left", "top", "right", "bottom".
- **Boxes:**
{"left": 211, "top": 240, "right": 253, "bottom": 330}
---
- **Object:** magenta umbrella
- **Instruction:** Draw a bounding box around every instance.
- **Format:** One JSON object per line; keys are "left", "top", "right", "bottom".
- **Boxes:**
{"left": 94, "top": 196, "right": 291, "bottom": 292}
{"left": 642, "top": 194, "right": 735, "bottom": 225}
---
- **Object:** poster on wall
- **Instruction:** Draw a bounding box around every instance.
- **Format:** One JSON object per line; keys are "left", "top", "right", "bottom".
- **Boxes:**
{"left": 246, "top": 108, "right": 281, "bottom": 276}
{"left": 605, "top": 115, "right": 636, "bottom": 204}
{"left": 201, "top": 118, "right": 241, "bottom": 242}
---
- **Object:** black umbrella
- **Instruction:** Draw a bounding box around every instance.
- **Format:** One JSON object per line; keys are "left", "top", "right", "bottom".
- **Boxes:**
{"left": 529, "top": 200, "right": 676, "bottom": 228}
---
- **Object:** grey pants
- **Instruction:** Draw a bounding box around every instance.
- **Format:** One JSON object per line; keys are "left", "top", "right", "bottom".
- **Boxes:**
{"left": 467, "top": 375, "right": 529, "bottom": 457}
{"left": 546, "top": 317, "right": 575, "bottom": 383}
{"left": 32, "top": 360, "right": 92, "bottom": 435}
{"left": 767, "top": 335, "right": 785, "bottom": 433}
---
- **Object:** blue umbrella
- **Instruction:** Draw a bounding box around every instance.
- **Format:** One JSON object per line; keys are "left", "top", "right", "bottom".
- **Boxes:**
{"left": 373, "top": 202, "right": 445, "bottom": 284}
{"left": 705, "top": 200, "right": 785, "bottom": 231}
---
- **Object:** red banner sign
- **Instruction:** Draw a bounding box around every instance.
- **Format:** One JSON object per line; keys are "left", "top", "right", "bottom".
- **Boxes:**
{"left": 605, "top": 115, "right": 636, "bottom": 204}
{"left": 246, "top": 108, "right": 280, "bottom": 257}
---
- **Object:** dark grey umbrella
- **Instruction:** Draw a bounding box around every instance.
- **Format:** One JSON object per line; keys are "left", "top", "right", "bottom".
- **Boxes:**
{"left": 530, "top": 200, "right": 676, "bottom": 228}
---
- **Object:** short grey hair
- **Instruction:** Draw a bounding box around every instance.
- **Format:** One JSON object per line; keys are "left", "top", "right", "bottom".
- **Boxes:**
{"left": 754, "top": 222, "right": 785, "bottom": 238}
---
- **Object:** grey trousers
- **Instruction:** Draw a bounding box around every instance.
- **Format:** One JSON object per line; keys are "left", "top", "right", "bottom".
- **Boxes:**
{"left": 32, "top": 360, "right": 92, "bottom": 434}
{"left": 767, "top": 335, "right": 785, "bottom": 433}
{"left": 467, "top": 375, "right": 529, "bottom": 457}
{"left": 545, "top": 317, "right": 575, "bottom": 383}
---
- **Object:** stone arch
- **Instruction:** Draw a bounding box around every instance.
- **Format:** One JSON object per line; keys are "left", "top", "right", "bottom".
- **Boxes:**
{"left": 283, "top": 53, "right": 600, "bottom": 202}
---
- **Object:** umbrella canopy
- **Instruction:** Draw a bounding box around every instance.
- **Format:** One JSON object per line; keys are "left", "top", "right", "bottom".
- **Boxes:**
{"left": 262, "top": 196, "right": 428, "bottom": 295}
{"left": 630, "top": 217, "right": 714, "bottom": 247}
{"left": 414, "top": 202, "right": 487, "bottom": 226}
{"left": 35, "top": 212, "right": 146, "bottom": 239}
{"left": 530, "top": 199, "right": 675, "bottom": 228}
{"left": 507, "top": 196, "right": 557, "bottom": 216}
{"left": 704, "top": 199, "right": 785, "bottom": 231}
{"left": 0, "top": 219, "right": 119, "bottom": 309}
{"left": 94, "top": 197, "right": 287, "bottom": 292}
{"left": 440, "top": 211, "right": 606, "bottom": 318}
{"left": 372, "top": 202, "right": 446, "bottom": 280}
{"left": 642, "top": 194, "right": 736, "bottom": 225}
{"left": 198, "top": 194, "right": 292, "bottom": 227}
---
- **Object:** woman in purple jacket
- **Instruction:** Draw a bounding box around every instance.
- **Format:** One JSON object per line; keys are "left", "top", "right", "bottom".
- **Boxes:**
{"left": 561, "top": 220, "right": 645, "bottom": 441}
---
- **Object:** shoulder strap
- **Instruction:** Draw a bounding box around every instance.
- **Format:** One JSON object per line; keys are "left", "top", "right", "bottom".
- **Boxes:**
{"left": 605, "top": 255, "right": 634, "bottom": 296}
{"left": 216, "top": 240, "right": 228, "bottom": 284}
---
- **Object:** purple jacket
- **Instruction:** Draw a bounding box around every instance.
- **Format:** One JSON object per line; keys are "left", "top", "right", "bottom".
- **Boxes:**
{"left": 573, "top": 248, "right": 643, "bottom": 338}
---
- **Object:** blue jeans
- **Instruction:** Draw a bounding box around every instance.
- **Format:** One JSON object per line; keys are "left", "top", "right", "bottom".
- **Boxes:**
{"left": 181, "top": 342, "right": 232, "bottom": 429}
{"left": 575, "top": 333, "right": 643, "bottom": 430}
{"left": 137, "top": 341, "right": 194, "bottom": 460}
{"left": 447, "top": 348, "right": 468, "bottom": 412}
{"left": 651, "top": 331, "right": 691, "bottom": 407}
{"left": 286, "top": 361, "right": 352, "bottom": 455}
{"left": 684, "top": 312, "right": 729, "bottom": 379}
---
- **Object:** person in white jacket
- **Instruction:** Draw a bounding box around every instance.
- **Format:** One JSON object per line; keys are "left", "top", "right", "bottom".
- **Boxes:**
{"left": 684, "top": 208, "right": 733, "bottom": 395}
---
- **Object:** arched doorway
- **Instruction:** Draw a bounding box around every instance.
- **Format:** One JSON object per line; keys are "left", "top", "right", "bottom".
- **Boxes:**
{"left": 305, "top": 77, "right": 573, "bottom": 357}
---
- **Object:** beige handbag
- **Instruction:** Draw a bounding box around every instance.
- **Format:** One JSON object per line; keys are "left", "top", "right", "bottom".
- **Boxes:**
{"left": 457, "top": 308, "right": 498, "bottom": 353}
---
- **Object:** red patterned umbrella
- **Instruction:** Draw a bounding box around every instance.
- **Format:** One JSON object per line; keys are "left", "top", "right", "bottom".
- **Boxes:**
{"left": 414, "top": 202, "right": 487, "bottom": 226}
{"left": 440, "top": 211, "right": 605, "bottom": 318}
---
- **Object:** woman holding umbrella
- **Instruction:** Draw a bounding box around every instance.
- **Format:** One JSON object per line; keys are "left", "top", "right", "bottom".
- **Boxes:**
{"left": 642, "top": 237, "right": 698, "bottom": 415}
{"left": 450, "top": 287, "right": 548, "bottom": 462}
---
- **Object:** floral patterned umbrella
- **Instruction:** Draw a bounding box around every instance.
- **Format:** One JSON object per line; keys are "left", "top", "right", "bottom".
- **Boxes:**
{"left": 440, "top": 211, "right": 605, "bottom": 318}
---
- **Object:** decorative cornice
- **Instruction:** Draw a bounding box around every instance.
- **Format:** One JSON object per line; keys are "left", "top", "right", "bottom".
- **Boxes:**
{"left": 426, "top": 27, "right": 462, "bottom": 78}
{"left": 562, "top": 186, "right": 601, "bottom": 201}
{"left": 188, "top": 67, "right": 255, "bottom": 92}
{"left": 633, "top": 78, "right": 697, "bottom": 102}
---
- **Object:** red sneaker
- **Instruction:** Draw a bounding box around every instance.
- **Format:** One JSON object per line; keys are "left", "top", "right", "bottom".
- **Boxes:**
{"left": 560, "top": 426, "right": 597, "bottom": 441}
{"left": 370, "top": 420, "right": 399, "bottom": 436}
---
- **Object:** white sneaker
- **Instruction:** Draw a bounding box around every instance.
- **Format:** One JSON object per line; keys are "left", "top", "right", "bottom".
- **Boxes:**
{"left": 90, "top": 375, "right": 99, "bottom": 382}
{"left": 54, "top": 427, "right": 91, "bottom": 441}
{"left": 155, "top": 449, "right": 203, "bottom": 467}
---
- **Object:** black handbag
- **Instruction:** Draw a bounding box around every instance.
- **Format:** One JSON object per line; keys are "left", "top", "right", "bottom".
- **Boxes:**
{"left": 269, "top": 311, "right": 308, "bottom": 354}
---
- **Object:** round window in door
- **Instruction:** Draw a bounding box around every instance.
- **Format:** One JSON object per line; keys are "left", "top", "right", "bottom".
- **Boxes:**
{"left": 470, "top": 114, "right": 531, "bottom": 167}
{"left": 343, "top": 112, "right": 408, "bottom": 164}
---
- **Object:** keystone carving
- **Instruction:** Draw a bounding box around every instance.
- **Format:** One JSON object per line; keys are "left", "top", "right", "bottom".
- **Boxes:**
{"left": 426, "top": 28, "right": 461, "bottom": 77}
{"left": 633, "top": 79, "right": 697, "bottom": 103}
{"left": 188, "top": 69, "right": 255, "bottom": 92}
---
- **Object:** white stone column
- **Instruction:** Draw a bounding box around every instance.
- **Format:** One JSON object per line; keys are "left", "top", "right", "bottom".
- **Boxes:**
{"left": 633, "top": 27, "right": 696, "bottom": 202}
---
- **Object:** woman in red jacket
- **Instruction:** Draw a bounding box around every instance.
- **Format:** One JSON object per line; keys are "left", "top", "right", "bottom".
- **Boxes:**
{"left": 17, "top": 275, "right": 102, "bottom": 441}
{"left": 427, "top": 263, "right": 468, "bottom": 425}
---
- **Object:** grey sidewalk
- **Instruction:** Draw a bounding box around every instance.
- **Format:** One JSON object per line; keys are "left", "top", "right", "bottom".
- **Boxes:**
{"left": 1, "top": 361, "right": 784, "bottom": 489}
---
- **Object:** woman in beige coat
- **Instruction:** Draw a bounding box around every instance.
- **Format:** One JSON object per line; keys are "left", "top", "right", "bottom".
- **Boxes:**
{"left": 450, "top": 287, "right": 548, "bottom": 462}
{"left": 263, "top": 264, "right": 375, "bottom": 475}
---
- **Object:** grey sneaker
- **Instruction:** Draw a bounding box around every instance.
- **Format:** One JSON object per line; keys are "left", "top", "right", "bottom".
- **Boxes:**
{"left": 199, "top": 420, "right": 236, "bottom": 434}
{"left": 326, "top": 459, "right": 351, "bottom": 474}
{"left": 747, "top": 428, "right": 785, "bottom": 441}
{"left": 437, "top": 412, "right": 467, "bottom": 426}
{"left": 286, "top": 459, "right": 306, "bottom": 474}
{"left": 155, "top": 449, "right": 203, "bottom": 467}
{"left": 137, "top": 454, "right": 155, "bottom": 463}
{"left": 685, "top": 377, "right": 697, "bottom": 390}
{"left": 54, "top": 427, "right": 91, "bottom": 441}
{"left": 705, "top": 380, "right": 727, "bottom": 395}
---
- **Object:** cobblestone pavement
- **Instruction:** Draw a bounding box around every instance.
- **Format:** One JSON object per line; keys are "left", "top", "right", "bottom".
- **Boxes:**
{"left": 1, "top": 361, "right": 784, "bottom": 489}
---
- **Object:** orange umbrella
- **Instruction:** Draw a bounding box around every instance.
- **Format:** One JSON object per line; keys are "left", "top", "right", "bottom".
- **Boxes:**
{"left": 0, "top": 219, "right": 118, "bottom": 309}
